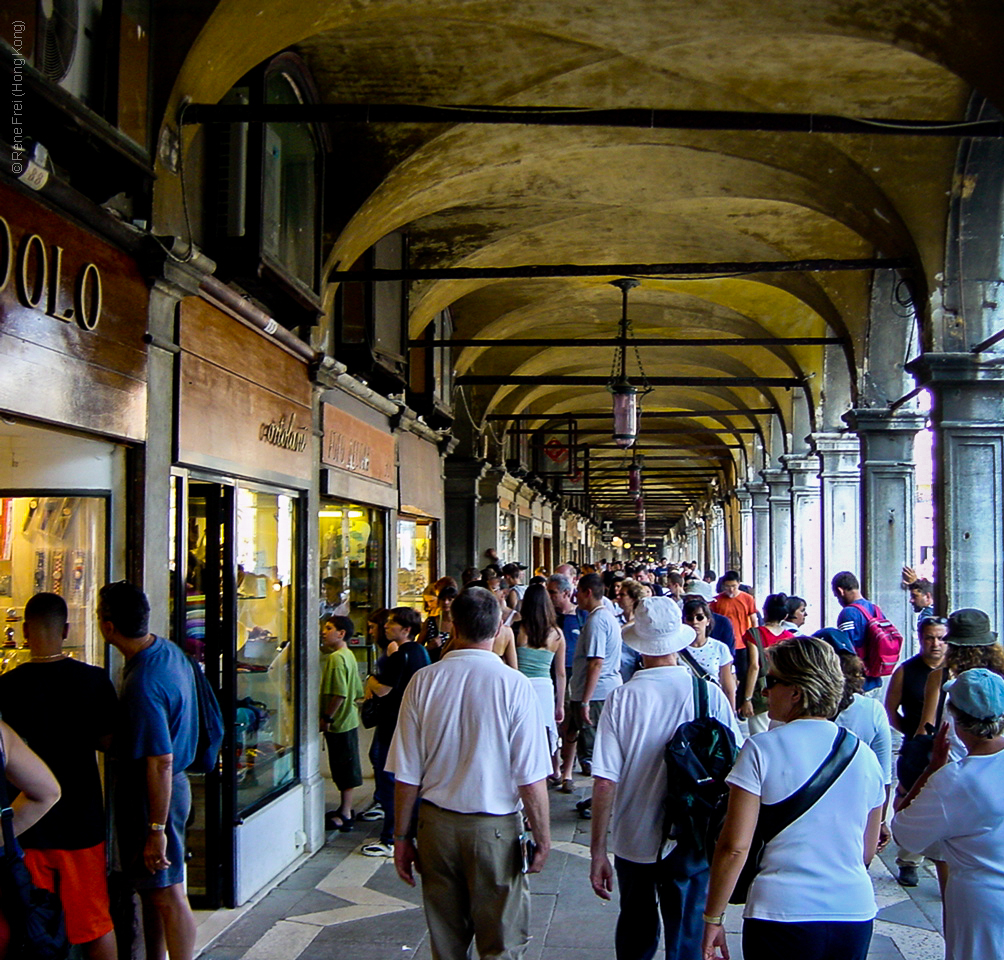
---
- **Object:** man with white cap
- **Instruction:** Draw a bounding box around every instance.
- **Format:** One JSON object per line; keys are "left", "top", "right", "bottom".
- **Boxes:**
{"left": 589, "top": 597, "right": 741, "bottom": 960}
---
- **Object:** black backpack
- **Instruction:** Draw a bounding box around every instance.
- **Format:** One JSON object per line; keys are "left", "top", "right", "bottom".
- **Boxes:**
{"left": 663, "top": 676, "right": 740, "bottom": 873}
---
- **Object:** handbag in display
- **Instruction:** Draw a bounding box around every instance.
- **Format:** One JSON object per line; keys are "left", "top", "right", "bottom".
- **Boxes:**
{"left": 0, "top": 739, "right": 70, "bottom": 960}
{"left": 729, "top": 727, "right": 858, "bottom": 904}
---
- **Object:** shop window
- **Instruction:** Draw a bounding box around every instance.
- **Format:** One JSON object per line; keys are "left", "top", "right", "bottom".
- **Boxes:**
{"left": 319, "top": 502, "right": 385, "bottom": 639}
{"left": 498, "top": 511, "right": 516, "bottom": 566}
{"left": 0, "top": 494, "right": 107, "bottom": 671}
{"left": 332, "top": 231, "right": 408, "bottom": 393}
{"left": 207, "top": 52, "right": 326, "bottom": 328}
{"left": 397, "top": 517, "right": 435, "bottom": 611}
{"left": 234, "top": 487, "right": 297, "bottom": 813}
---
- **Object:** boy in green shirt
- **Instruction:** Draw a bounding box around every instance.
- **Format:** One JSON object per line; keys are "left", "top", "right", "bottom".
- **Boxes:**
{"left": 320, "top": 615, "right": 364, "bottom": 830}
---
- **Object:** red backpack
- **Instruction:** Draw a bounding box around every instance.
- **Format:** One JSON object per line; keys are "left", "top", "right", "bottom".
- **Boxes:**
{"left": 848, "top": 602, "right": 904, "bottom": 677}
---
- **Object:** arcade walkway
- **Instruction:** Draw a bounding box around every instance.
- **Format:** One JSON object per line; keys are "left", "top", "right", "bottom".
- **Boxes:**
{"left": 194, "top": 770, "right": 944, "bottom": 960}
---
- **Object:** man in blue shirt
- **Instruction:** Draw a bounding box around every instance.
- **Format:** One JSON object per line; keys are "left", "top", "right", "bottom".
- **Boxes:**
{"left": 99, "top": 581, "right": 199, "bottom": 960}
{"left": 548, "top": 573, "right": 585, "bottom": 791}
{"left": 831, "top": 570, "right": 882, "bottom": 693}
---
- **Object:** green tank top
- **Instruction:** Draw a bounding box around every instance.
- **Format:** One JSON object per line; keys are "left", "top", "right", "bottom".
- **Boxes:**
{"left": 516, "top": 645, "right": 555, "bottom": 679}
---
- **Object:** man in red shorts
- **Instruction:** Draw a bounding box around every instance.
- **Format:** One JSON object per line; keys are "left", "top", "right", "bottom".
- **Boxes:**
{"left": 0, "top": 592, "right": 118, "bottom": 960}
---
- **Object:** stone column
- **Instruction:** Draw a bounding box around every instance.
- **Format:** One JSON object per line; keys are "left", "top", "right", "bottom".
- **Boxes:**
{"left": 735, "top": 487, "right": 753, "bottom": 582}
{"left": 844, "top": 409, "right": 926, "bottom": 645}
{"left": 443, "top": 458, "right": 487, "bottom": 578}
{"left": 748, "top": 482, "right": 771, "bottom": 604}
{"left": 783, "top": 454, "right": 822, "bottom": 623}
{"left": 906, "top": 354, "right": 1004, "bottom": 627}
{"left": 762, "top": 467, "right": 792, "bottom": 593}
{"left": 812, "top": 434, "right": 862, "bottom": 627}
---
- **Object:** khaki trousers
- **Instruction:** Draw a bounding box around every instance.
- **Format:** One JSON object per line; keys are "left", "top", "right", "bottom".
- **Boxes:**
{"left": 416, "top": 803, "right": 529, "bottom": 960}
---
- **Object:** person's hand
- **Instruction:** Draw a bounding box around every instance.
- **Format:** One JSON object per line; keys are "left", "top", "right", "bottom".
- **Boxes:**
{"left": 579, "top": 701, "right": 592, "bottom": 726}
{"left": 319, "top": 717, "right": 329, "bottom": 734}
{"left": 394, "top": 838, "right": 418, "bottom": 886}
{"left": 702, "top": 920, "right": 729, "bottom": 959}
{"left": 878, "top": 821, "right": 891, "bottom": 852}
{"left": 527, "top": 839, "right": 550, "bottom": 874}
{"left": 143, "top": 829, "right": 170, "bottom": 874}
{"left": 902, "top": 565, "right": 918, "bottom": 586}
{"left": 739, "top": 699, "right": 754, "bottom": 719}
{"left": 555, "top": 705, "right": 565, "bottom": 725}
{"left": 590, "top": 853, "right": 614, "bottom": 899}
{"left": 930, "top": 721, "right": 952, "bottom": 771}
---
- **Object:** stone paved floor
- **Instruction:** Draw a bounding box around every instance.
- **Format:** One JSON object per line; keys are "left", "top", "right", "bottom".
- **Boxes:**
{"left": 195, "top": 771, "right": 944, "bottom": 960}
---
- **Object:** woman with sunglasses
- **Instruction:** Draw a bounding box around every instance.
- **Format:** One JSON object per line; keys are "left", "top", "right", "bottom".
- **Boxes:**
{"left": 682, "top": 598, "right": 737, "bottom": 711}
{"left": 701, "top": 638, "right": 885, "bottom": 960}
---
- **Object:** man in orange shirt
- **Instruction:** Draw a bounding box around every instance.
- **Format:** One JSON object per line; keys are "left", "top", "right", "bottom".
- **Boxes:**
{"left": 710, "top": 571, "right": 758, "bottom": 688}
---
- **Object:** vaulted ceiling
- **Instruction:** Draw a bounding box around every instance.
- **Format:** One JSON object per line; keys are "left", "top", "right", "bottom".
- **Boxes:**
{"left": 158, "top": 0, "right": 1002, "bottom": 535}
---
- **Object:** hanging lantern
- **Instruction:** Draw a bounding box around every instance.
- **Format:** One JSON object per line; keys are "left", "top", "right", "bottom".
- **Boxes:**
{"left": 606, "top": 278, "right": 649, "bottom": 449}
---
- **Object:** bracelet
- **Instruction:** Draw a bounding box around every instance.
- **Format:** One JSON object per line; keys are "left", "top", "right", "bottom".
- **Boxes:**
{"left": 393, "top": 834, "right": 412, "bottom": 843}
{"left": 702, "top": 912, "right": 725, "bottom": 925}
{"left": 148, "top": 822, "right": 167, "bottom": 833}
{"left": 742, "top": 697, "right": 753, "bottom": 703}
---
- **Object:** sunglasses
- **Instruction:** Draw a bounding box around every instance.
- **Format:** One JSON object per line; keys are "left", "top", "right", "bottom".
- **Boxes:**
{"left": 684, "top": 614, "right": 708, "bottom": 622}
{"left": 764, "top": 675, "right": 790, "bottom": 690}
{"left": 919, "top": 616, "right": 948, "bottom": 627}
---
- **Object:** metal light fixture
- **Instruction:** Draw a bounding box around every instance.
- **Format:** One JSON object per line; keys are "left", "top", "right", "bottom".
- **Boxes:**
{"left": 607, "top": 278, "right": 651, "bottom": 448}
{"left": 628, "top": 453, "right": 644, "bottom": 495}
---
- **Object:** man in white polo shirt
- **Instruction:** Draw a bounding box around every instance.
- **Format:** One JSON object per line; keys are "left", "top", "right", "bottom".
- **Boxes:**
{"left": 590, "top": 598, "right": 740, "bottom": 960}
{"left": 387, "top": 586, "right": 552, "bottom": 959}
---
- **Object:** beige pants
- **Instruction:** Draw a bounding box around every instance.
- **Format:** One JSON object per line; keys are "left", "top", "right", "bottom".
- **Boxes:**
{"left": 416, "top": 803, "right": 529, "bottom": 960}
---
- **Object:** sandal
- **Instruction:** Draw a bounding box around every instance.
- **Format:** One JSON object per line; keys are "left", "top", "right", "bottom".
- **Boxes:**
{"left": 325, "top": 811, "right": 345, "bottom": 831}
{"left": 559, "top": 779, "right": 574, "bottom": 793}
{"left": 338, "top": 814, "right": 355, "bottom": 833}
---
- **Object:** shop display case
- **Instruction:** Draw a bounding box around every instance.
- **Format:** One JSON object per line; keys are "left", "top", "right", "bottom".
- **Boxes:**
{"left": 397, "top": 516, "right": 435, "bottom": 610}
{"left": 319, "top": 502, "right": 385, "bottom": 637}
{"left": 0, "top": 495, "right": 107, "bottom": 671}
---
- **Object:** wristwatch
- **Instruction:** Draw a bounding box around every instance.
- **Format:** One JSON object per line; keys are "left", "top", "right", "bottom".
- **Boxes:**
{"left": 148, "top": 822, "right": 167, "bottom": 832}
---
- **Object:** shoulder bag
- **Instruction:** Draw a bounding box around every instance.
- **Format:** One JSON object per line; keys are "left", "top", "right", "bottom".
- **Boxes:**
{"left": 0, "top": 732, "right": 70, "bottom": 960}
{"left": 729, "top": 727, "right": 859, "bottom": 904}
{"left": 678, "top": 647, "right": 718, "bottom": 686}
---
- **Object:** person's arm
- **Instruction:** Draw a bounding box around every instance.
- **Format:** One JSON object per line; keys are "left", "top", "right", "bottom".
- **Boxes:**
{"left": 517, "top": 778, "right": 551, "bottom": 873}
{"left": 901, "top": 565, "right": 918, "bottom": 588}
{"left": 392, "top": 780, "right": 421, "bottom": 886}
{"left": 720, "top": 661, "right": 736, "bottom": 712}
{"left": 915, "top": 667, "right": 943, "bottom": 737}
{"left": 502, "top": 630, "right": 518, "bottom": 669}
{"left": 897, "top": 722, "right": 951, "bottom": 811}
{"left": 144, "top": 753, "right": 174, "bottom": 874}
{"left": 864, "top": 805, "right": 884, "bottom": 865}
{"left": 579, "top": 658, "right": 604, "bottom": 724}
{"left": 701, "top": 785, "right": 761, "bottom": 959}
{"left": 554, "top": 633, "right": 567, "bottom": 723}
{"left": 589, "top": 776, "right": 617, "bottom": 899}
{"left": 884, "top": 665, "right": 906, "bottom": 733}
{"left": 739, "top": 640, "right": 758, "bottom": 719}
{"left": 320, "top": 694, "right": 345, "bottom": 731}
{"left": 1, "top": 720, "right": 60, "bottom": 836}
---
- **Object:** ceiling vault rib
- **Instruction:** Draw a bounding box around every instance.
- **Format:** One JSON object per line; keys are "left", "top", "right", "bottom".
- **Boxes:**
{"left": 457, "top": 375, "right": 804, "bottom": 386}
{"left": 486, "top": 408, "right": 775, "bottom": 420}
{"left": 416, "top": 337, "right": 843, "bottom": 347}
{"left": 339, "top": 259, "right": 903, "bottom": 283}
{"left": 181, "top": 103, "right": 1003, "bottom": 140}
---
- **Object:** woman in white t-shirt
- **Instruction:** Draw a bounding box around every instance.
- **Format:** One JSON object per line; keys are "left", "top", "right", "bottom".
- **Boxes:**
{"left": 682, "top": 598, "right": 736, "bottom": 711}
{"left": 701, "top": 638, "right": 885, "bottom": 960}
{"left": 893, "top": 667, "right": 1004, "bottom": 960}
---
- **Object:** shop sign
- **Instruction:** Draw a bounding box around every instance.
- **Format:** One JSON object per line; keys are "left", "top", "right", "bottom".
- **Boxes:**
{"left": 322, "top": 404, "right": 395, "bottom": 486}
{"left": 259, "top": 413, "right": 308, "bottom": 453}
{"left": 0, "top": 217, "right": 102, "bottom": 329}
{"left": 0, "top": 180, "right": 148, "bottom": 441}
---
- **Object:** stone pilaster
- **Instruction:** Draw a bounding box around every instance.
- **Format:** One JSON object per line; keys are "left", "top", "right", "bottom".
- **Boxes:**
{"left": 762, "top": 467, "right": 792, "bottom": 593}
{"left": 783, "top": 454, "right": 822, "bottom": 625}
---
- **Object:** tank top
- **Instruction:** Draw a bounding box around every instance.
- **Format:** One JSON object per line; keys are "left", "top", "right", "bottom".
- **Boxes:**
{"left": 516, "top": 645, "right": 555, "bottom": 679}
{"left": 900, "top": 654, "right": 937, "bottom": 737}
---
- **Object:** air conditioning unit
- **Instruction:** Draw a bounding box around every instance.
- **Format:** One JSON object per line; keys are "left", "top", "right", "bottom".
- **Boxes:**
{"left": 37, "top": 0, "right": 101, "bottom": 108}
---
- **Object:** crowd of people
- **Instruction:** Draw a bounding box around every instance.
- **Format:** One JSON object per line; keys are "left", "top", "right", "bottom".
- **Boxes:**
{"left": 324, "top": 554, "right": 1004, "bottom": 960}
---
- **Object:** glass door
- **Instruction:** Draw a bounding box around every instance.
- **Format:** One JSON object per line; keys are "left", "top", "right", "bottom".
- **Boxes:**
{"left": 170, "top": 475, "right": 300, "bottom": 909}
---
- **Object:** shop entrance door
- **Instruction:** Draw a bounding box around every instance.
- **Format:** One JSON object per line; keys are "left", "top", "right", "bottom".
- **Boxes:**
{"left": 174, "top": 480, "right": 237, "bottom": 909}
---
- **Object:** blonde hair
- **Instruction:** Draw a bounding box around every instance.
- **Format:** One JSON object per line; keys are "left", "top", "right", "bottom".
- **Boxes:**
{"left": 767, "top": 637, "right": 844, "bottom": 719}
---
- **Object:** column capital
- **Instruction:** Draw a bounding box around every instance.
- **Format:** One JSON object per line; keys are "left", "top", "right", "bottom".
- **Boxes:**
{"left": 843, "top": 408, "right": 927, "bottom": 436}
{"left": 906, "top": 351, "right": 1004, "bottom": 387}
{"left": 733, "top": 487, "right": 752, "bottom": 505}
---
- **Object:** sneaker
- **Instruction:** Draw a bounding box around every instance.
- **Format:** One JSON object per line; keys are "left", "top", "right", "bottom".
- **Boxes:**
{"left": 579, "top": 760, "right": 591, "bottom": 777}
{"left": 361, "top": 841, "right": 394, "bottom": 857}
{"left": 897, "top": 864, "right": 919, "bottom": 887}
{"left": 358, "top": 805, "right": 385, "bottom": 821}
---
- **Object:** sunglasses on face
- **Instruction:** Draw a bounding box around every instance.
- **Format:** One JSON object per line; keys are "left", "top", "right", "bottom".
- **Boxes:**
{"left": 685, "top": 614, "right": 708, "bottom": 622}
{"left": 764, "top": 675, "right": 789, "bottom": 689}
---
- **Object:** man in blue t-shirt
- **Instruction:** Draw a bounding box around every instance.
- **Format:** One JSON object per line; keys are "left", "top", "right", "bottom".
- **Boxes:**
{"left": 831, "top": 570, "right": 882, "bottom": 692}
{"left": 99, "top": 580, "right": 199, "bottom": 960}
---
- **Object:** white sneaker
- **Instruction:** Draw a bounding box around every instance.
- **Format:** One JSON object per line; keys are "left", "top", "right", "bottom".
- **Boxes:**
{"left": 358, "top": 805, "right": 385, "bottom": 821}
{"left": 361, "top": 841, "right": 394, "bottom": 857}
